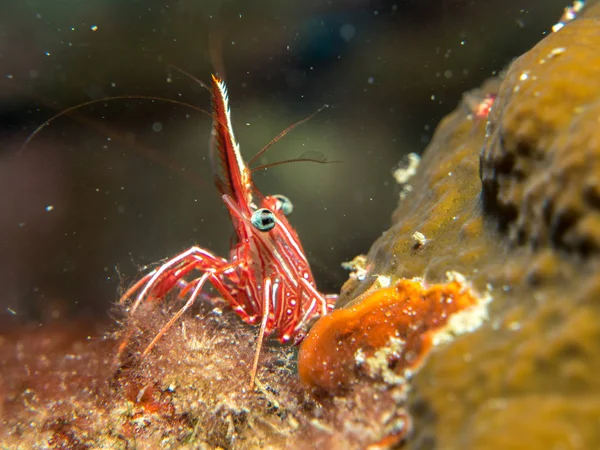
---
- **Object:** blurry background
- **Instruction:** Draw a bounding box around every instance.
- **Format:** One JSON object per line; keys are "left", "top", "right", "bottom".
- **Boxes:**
{"left": 0, "top": 0, "right": 569, "bottom": 324}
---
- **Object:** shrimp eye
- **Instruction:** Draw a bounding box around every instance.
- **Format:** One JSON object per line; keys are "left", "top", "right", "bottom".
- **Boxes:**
{"left": 251, "top": 208, "right": 276, "bottom": 232}
{"left": 273, "top": 194, "right": 293, "bottom": 216}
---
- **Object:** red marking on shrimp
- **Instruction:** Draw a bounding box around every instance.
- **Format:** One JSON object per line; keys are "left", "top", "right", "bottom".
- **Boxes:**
{"left": 117, "top": 74, "right": 336, "bottom": 388}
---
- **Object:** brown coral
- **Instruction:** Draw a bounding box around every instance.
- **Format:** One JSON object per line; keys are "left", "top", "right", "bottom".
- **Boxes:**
{"left": 328, "top": 7, "right": 600, "bottom": 449}
{"left": 480, "top": 16, "right": 600, "bottom": 253}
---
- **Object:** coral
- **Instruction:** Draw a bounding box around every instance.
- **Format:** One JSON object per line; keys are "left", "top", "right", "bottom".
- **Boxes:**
{"left": 328, "top": 5, "right": 600, "bottom": 449}
{"left": 298, "top": 274, "right": 488, "bottom": 391}
{"left": 336, "top": 75, "right": 502, "bottom": 311}
{"left": 481, "top": 14, "right": 600, "bottom": 253}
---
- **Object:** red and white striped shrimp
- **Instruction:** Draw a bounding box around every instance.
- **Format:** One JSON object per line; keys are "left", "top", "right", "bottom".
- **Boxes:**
{"left": 118, "top": 74, "right": 337, "bottom": 387}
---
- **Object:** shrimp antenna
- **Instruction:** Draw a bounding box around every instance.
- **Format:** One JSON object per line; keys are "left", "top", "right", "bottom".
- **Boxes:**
{"left": 247, "top": 104, "right": 330, "bottom": 167}
{"left": 19, "top": 95, "right": 212, "bottom": 154}
{"left": 251, "top": 150, "right": 341, "bottom": 173}
{"left": 166, "top": 64, "right": 211, "bottom": 93}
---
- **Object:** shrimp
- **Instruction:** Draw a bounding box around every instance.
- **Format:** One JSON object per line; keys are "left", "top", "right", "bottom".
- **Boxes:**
{"left": 118, "top": 74, "right": 337, "bottom": 387}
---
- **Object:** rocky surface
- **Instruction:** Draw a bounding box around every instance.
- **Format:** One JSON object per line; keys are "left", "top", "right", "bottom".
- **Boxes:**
{"left": 0, "top": 300, "right": 415, "bottom": 449}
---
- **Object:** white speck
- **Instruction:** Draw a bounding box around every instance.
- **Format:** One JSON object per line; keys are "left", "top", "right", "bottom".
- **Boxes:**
{"left": 431, "top": 94, "right": 436, "bottom": 100}
{"left": 110, "top": 82, "right": 116, "bottom": 87}
{"left": 18, "top": 222, "right": 26, "bottom": 227}
{"left": 393, "top": 153, "right": 420, "bottom": 185}
{"left": 412, "top": 231, "right": 427, "bottom": 247}
{"left": 45, "top": 51, "right": 51, "bottom": 56}
{"left": 367, "top": 76, "right": 375, "bottom": 84}
{"left": 246, "top": 122, "right": 251, "bottom": 126}
{"left": 519, "top": 71, "right": 530, "bottom": 81}
{"left": 6, "top": 74, "right": 13, "bottom": 79}
{"left": 507, "top": 321, "right": 521, "bottom": 331}
{"left": 444, "top": 70, "right": 453, "bottom": 79}
{"left": 355, "top": 348, "right": 366, "bottom": 365}
{"left": 90, "top": 25, "right": 98, "bottom": 31}
{"left": 376, "top": 275, "right": 391, "bottom": 288}
{"left": 152, "top": 122, "right": 163, "bottom": 132}
{"left": 460, "top": 40, "right": 466, "bottom": 45}
{"left": 7, "top": 308, "right": 16, "bottom": 315}
{"left": 70, "top": 27, "right": 75, "bottom": 31}
{"left": 46, "top": 205, "right": 54, "bottom": 212}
